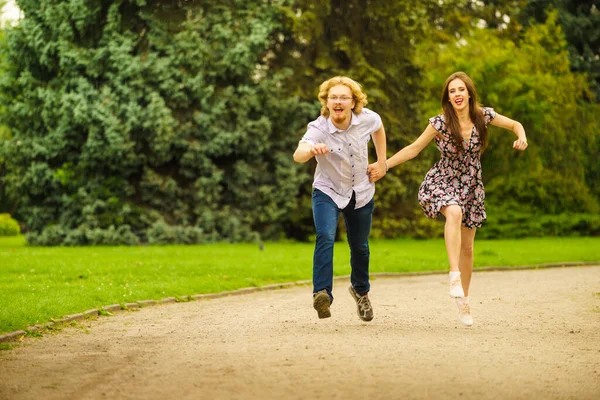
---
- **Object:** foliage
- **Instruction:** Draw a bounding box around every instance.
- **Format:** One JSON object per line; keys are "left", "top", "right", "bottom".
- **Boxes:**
{"left": 276, "top": 0, "right": 469, "bottom": 238}
{"left": 146, "top": 220, "right": 206, "bottom": 245}
{"left": 414, "top": 11, "right": 599, "bottom": 236}
{"left": 0, "top": 1, "right": 597, "bottom": 243}
{"left": 0, "top": 212, "right": 19, "bottom": 236}
{"left": 0, "top": 21, "right": 15, "bottom": 214}
{"left": 276, "top": 1, "right": 599, "bottom": 239}
{"left": 480, "top": 212, "right": 600, "bottom": 239}
{"left": 0, "top": 0, "right": 314, "bottom": 245}
{"left": 519, "top": 0, "right": 600, "bottom": 101}
{"left": 436, "top": 1, "right": 600, "bottom": 101}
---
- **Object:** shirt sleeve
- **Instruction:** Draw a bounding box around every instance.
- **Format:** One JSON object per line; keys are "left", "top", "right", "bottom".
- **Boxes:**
{"left": 370, "top": 112, "right": 383, "bottom": 134}
{"left": 483, "top": 107, "right": 496, "bottom": 125}
{"left": 361, "top": 108, "right": 383, "bottom": 135}
{"left": 300, "top": 121, "right": 326, "bottom": 146}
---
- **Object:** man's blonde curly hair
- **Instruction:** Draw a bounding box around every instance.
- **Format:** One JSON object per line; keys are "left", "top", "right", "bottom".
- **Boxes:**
{"left": 318, "top": 76, "right": 368, "bottom": 118}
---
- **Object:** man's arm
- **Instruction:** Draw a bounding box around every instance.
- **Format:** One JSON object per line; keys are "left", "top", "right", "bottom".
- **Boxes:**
{"left": 371, "top": 124, "right": 387, "bottom": 174}
{"left": 293, "top": 142, "right": 314, "bottom": 163}
{"left": 293, "top": 142, "right": 330, "bottom": 163}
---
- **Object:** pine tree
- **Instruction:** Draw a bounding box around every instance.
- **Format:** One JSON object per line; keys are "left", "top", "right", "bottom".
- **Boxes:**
{"left": 0, "top": 0, "right": 314, "bottom": 244}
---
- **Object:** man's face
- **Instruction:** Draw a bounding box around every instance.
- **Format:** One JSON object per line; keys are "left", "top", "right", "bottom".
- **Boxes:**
{"left": 327, "top": 84, "right": 355, "bottom": 125}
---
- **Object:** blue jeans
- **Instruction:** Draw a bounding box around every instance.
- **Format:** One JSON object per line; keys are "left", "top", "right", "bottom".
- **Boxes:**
{"left": 312, "top": 189, "right": 374, "bottom": 303}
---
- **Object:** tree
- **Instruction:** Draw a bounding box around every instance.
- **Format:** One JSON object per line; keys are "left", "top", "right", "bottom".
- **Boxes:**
{"left": 0, "top": 0, "right": 16, "bottom": 215}
{"left": 274, "top": 0, "right": 474, "bottom": 238}
{"left": 414, "top": 10, "right": 599, "bottom": 237}
{"left": 0, "top": 0, "right": 315, "bottom": 245}
{"left": 521, "top": 1, "right": 600, "bottom": 100}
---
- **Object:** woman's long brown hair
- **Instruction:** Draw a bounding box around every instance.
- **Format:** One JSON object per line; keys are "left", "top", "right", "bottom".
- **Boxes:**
{"left": 441, "top": 72, "right": 488, "bottom": 153}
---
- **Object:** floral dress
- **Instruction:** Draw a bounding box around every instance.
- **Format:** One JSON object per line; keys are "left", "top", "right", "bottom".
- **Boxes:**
{"left": 417, "top": 107, "right": 496, "bottom": 228}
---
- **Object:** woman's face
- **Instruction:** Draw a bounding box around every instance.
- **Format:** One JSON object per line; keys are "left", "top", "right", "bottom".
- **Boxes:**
{"left": 448, "top": 78, "right": 470, "bottom": 112}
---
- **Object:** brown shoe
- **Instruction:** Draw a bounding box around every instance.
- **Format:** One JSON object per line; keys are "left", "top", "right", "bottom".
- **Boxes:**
{"left": 313, "top": 290, "right": 331, "bottom": 319}
{"left": 348, "top": 285, "right": 374, "bottom": 322}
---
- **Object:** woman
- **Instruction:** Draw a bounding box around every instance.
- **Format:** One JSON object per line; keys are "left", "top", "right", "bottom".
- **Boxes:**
{"left": 368, "top": 71, "right": 528, "bottom": 326}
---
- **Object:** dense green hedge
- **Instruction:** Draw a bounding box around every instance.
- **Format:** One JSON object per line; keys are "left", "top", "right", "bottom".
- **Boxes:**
{"left": 480, "top": 212, "right": 600, "bottom": 239}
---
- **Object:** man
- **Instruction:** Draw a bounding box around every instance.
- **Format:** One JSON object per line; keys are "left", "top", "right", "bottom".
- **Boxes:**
{"left": 293, "top": 76, "right": 387, "bottom": 321}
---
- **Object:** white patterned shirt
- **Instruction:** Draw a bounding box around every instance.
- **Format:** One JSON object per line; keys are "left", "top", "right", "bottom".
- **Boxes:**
{"left": 300, "top": 108, "right": 382, "bottom": 209}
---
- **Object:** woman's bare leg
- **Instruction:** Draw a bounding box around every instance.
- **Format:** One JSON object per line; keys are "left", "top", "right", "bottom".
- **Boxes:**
{"left": 440, "top": 205, "right": 463, "bottom": 272}
{"left": 459, "top": 226, "right": 477, "bottom": 297}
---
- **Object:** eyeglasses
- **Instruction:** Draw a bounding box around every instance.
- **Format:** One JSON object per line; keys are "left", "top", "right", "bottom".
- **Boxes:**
{"left": 327, "top": 96, "right": 353, "bottom": 102}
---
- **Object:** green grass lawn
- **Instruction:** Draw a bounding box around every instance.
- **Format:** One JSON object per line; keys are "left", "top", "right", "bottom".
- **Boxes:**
{"left": 1, "top": 236, "right": 599, "bottom": 334}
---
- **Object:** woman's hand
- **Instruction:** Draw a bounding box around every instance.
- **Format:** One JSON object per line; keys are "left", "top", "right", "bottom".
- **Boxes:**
{"left": 513, "top": 138, "right": 528, "bottom": 151}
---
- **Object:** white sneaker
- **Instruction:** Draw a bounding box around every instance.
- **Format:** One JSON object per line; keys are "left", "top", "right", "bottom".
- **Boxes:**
{"left": 449, "top": 274, "right": 465, "bottom": 298}
{"left": 455, "top": 298, "right": 473, "bottom": 326}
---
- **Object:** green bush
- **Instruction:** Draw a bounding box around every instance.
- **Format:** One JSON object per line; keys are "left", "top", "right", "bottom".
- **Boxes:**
{"left": 479, "top": 212, "right": 600, "bottom": 239}
{"left": 147, "top": 221, "right": 206, "bottom": 245}
{"left": 0, "top": 213, "right": 20, "bottom": 236}
{"left": 27, "top": 225, "right": 139, "bottom": 246}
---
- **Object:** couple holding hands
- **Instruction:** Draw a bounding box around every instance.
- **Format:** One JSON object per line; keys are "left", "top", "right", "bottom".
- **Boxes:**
{"left": 293, "top": 73, "right": 528, "bottom": 326}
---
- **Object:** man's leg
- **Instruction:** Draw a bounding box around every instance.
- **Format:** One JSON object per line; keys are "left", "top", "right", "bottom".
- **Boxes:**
{"left": 343, "top": 195, "right": 374, "bottom": 295}
{"left": 343, "top": 195, "right": 375, "bottom": 321}
{"left": 312, "top": 189, "right": 339, "bottom": 305}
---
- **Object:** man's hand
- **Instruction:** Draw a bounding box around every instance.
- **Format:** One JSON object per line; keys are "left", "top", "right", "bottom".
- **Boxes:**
{"left": 310, "top": 143, "right": 330, "bottom": 156}
{"left": 367, "top": 162, "right": 386, "bottom": 183}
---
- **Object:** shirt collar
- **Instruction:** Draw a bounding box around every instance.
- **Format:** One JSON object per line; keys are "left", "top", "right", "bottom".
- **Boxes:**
{"left": 327, "top": 111, "right": 361, "bottom": 134}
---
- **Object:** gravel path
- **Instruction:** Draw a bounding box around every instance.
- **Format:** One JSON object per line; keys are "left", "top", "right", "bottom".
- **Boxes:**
{"left": 1, "top": 266, "right": 599, "bottom": 400}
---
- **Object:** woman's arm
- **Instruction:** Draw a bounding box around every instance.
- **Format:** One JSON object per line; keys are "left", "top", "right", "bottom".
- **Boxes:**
{"left": 368, "top": 124, "right": 439, "bottom": 182}
{"left": 489, "top": 114, "right": 528, "bottom": 151}
{"left": 388, "top": 124, "right": 439, "bottom": 168}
